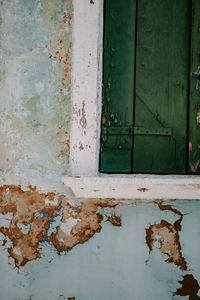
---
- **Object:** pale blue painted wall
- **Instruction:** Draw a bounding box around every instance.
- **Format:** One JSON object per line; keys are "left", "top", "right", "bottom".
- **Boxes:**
{"left": 0, "top": 200, "right": 200, "bottom": 299}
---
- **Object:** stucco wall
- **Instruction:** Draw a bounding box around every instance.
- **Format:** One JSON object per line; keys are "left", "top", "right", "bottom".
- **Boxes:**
{"left": 0, "top": 0, "right": 72, "bottom": 192}
{"left": 0, "top": 1, "right": 200, "bottom": 300}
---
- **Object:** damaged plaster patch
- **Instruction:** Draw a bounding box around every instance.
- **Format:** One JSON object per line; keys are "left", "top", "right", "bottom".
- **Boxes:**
{"left": 60, "top": 217, "right": 80, "bottom": 236}
{"left": 107, "top": 215, "right": 122, "bottom": 227}
{"left": 173, "top": 274, "right": 200, "bottom": 300}
{"left": 49, "top": 198, "right": 119, "bottom": 253}
{"left": 145, "top": 199, "right": 187, "bottom": 270}
{"left": 0, "top": 185, "right": 119, "bottom": 268}
{"left": 0, "top": 212, "right": 13, "bottom": 228}
{"left": 17, "top": 222, "right": 31, "bottom": 235}
{"left": 146, "top": 199, "right": 200, "bottom": 299}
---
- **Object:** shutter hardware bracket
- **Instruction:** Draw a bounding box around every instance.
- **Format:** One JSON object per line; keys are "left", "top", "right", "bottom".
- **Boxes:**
{"left": 102, "top": 126, "right": 172, "bottom": 136}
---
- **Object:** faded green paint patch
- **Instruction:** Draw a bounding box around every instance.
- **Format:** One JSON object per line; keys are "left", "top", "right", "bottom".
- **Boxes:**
{"left": 25, "top": 94, "right": 41, "bottom": 114}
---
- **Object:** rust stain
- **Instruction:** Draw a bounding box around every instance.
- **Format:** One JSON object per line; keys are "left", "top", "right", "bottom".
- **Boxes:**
{"left": 58, "top": 148, "right": 68, "bottom": 158}
{"left": 90, "top": 0, "right": 95, "bottom": 3}
{"left": 107, "top": 215, "right": 122, "bottom": 227}
{"left": 46, "top": 11, "right": 73, "bottom": 163}
{"left": 79, "top": 144, "right": 84, "bottom": 151}
{"left": 145, "top": 199, "right": 187, "bottom": 270}
{"left": 189, "top": 141, "right": 192, "bottom": 155}
{"left": 63, "top": 12, "right": 72, "bottom": 28}
{"left": 137, "top": 188, "right": 148, "bottom": 192}
{"left": 58, "top": 139, "right": 70, "bottom": 146}
{"left": 0, "top": 185, "right": 119, "bottom": 268}
{"left": 46, "top": 12, "right": 72, "bottom": 101}
{"left": 173, "top": 274, "right": 200, "bottom": 300}
{"left": 68, "top": 298, "right": 76, "bottom": 300}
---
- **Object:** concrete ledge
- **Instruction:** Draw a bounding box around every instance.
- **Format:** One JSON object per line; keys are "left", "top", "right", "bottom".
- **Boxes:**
{"left": 62, "top": 174, "right": 200, "bottom": 199}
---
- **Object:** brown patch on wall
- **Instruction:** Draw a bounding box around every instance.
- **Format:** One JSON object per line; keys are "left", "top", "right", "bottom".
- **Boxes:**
{"left": 137, "top": 188, "right": 148, "bottom": 192}
{"left": 107, "top": 215, "right": 122, "bottom": 227}
{"left": 49, "top": 200, "right": 118, "bottom": 252}
{"left": 173, "top": 274, "right": 200, "bottom": 300}
{"left": 155, "top": 199, "right": 182, "bottom": 218}
{"left": 68, "top": 297, "right": 76, "bottom": 300}
{"left": 0, "top": 185, "right": 119, "bottom": 268}
{"left": 145, "top": 199, "right": 187, "bottom": 270}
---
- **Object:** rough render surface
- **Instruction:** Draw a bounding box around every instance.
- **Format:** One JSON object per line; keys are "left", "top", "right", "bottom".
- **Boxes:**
{"left": 0, "top": 185, "right": 119, "bottom": 267}
{"left": 0, "top": 0, "right": 72, "bottom": 190}
{"left": 0, "top": 0, "right": 200, "bottom": 299}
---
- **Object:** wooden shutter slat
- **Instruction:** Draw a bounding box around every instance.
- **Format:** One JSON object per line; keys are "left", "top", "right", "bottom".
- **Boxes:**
{"left": 100, "top": 0, "right": 137, "bottom": 173}
{"left": 132, "top": 0, "right": 190, "bottom": 173}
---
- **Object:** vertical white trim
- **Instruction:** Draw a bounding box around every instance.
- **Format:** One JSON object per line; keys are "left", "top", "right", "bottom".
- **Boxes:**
{"left": 70, "top": 0, "right": 103, "bottom": 176}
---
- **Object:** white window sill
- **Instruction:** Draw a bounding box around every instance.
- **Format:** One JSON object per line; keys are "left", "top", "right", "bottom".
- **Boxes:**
{"left": 62, "top": 174, "right": 200, "bottom": 200}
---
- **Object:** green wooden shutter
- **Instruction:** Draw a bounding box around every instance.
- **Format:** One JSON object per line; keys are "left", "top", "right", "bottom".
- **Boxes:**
{"left": 100, "top": 0, "right": 195, "bottom": 174}
{"left": 188, "top": 0, "right": 200, "bottom": 173}
{"left": 132, "top": 0, "right": 190, "bottom": 173}
{"left": 100, "top": 0, "right": 137, "bottom": 173}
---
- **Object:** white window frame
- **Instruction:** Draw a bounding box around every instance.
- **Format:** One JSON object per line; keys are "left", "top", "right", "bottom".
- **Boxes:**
{"left": 62, "top": 0, "right": 200, "bottom": 200}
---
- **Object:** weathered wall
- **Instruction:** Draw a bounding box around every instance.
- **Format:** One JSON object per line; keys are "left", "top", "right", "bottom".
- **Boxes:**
{"left": 0, "top": 1, "right": 200, "bottom": 300}
{"left": 0, "top": 0, "right": 72, "bottom": 192}
{"left": 1, "top": 195, "right": 200, "bottom": 300}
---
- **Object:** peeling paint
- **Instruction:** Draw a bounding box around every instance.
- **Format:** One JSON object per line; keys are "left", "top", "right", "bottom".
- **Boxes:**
{"left": 79, "top": 100, "right": 87, "bottom": 130}
{"left": 146, "top": 199, "right": 187, "bottom": 270}
{"left": 137, "top": 188, "right": 149, "bottom": 192}
{"left": 173, "top": 274, "right": 200, "bottom": 300}
{"left": 107, "top": 215, "right": 122, "bottom": 227}
{"left": 0, "top": 185, "right": 119, "bottom": 268}
{"left": 145, "top": 199, "right": 200, "bottom": 299}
